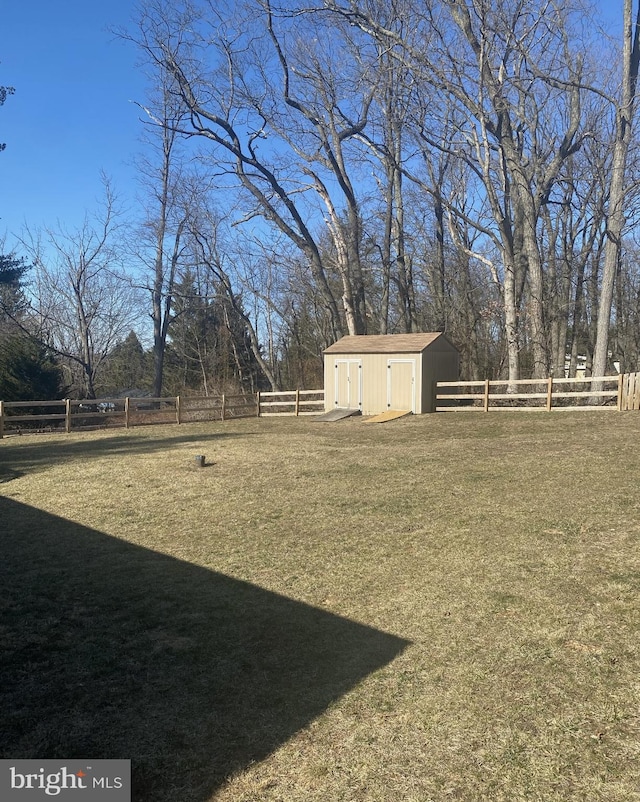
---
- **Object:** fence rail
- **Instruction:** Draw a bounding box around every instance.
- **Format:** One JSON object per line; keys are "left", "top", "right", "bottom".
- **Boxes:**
{"left": 0, "top": 390, "right": 326, "bottom": 437}
{"left": 256, "top": 389, "right": 325, "bottom": 417}
{"left": 435, "top": 374, "right": 635, "bottom": 412}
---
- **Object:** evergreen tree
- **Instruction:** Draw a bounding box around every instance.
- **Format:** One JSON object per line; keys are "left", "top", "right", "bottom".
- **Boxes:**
{"left": 99, "top": 331, "right": 152, "bottom": 396}
{"left": 165, "top": 274, "right": 268, "bottom": 395}
{"left": 0, "top": 253, "right": 28, "bottom": 324}
{"left": 0, "top": 253, "right": 66, "bottom": 402}
{"left": 0, "top": 335, "right": 66, "bottom": 402}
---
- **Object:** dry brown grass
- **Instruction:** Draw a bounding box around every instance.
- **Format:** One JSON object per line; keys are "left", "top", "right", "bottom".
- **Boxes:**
{"left": 1, "top": 412, "right": 640, "bottom": 801}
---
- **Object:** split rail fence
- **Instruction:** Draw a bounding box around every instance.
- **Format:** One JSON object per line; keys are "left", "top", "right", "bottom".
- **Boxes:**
{"left": 435, "top": 373, "right": 640, "bottom": 412}
{"left": 2, "top": 375, "right": 639, "bottom": 437}
{"left": 0, "top": 390, "right": 326, "bottom": 438}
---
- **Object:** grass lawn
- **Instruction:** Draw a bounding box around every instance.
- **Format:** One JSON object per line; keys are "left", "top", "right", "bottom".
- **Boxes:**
{"left": 1, "top": 412, "right": 639, "bottom": 801}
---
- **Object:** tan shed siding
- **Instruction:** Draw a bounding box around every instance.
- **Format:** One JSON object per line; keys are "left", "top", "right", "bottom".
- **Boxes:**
{"left": 422, "top": 349, "right": 460, "bottom": 412}
{"left": 323, "top": 356, "right": 335, "bottom": 411}
{"left": 362, "top": 353, "right": 389, "bottom": 415}
{"left": 429, "top": 337, "right": 459, "bottom": 355}
{"left": 421, "top": 352, "right": 435, "bottom": 413}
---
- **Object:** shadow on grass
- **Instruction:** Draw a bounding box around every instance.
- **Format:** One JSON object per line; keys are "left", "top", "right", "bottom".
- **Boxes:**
{"left": 0, "top": 429, "right": 252, "bottom": 473}
{"left": 0, "top": 497, "right": 409, "bottom": 801}
{"left": 0, "top": 468, "right": 24, "bottom": 483}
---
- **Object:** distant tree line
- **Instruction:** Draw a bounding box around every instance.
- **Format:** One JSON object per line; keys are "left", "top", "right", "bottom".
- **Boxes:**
{"left": 0, "top": 249, "right": 268, "bottom": 401}
{"left": 3, "top": 0, "right": 640, "bottom": 401}
{"left": 0, "top": 255, "right": 66, "bottom": 402}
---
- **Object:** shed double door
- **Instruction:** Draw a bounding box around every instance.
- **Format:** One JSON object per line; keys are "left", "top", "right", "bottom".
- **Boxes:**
{"left": 334, "top": 359, "right": 362, "bottom": 409}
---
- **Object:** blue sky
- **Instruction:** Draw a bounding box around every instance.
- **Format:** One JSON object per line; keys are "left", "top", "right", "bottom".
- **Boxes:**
{"left": 0, "top": 0, "right": 625, "bottom": 255}
{"left": 1, "top": 0, "right": 147, "bottom": 247}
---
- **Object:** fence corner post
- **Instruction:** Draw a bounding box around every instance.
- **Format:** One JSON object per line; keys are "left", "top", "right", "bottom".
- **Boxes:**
{"left": 65, "top": 398, "right": 71, "bottom": 433}
{"left": 256, "top": 391, "right": 261, "bottom": 417}
{"left": 221, "top": 393, "right": 226, "bottom": 422}
{"left": 295, "top": 388, "right": 300, "bottom": 416}
{"left": 546, "top": 376, "right": 553, "bottom": 412}
{"left": 0, "top": 400, "right": 4, "bottom": 439}
{"left": 176, "top": 395, "right": 182, "bottom": 424}
{"left": 125, "top": 397, "right": 130, "bottom": 429}
{"left": 483, "top": 379, "right": 490, "bottom": 412}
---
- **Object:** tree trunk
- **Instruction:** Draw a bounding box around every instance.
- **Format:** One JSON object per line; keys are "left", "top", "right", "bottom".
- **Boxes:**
{"left": 504, "top": 258, "right": 520, "bottom": 386}
{"left": 593, "top": 0, "right": 640, "bottom": 381}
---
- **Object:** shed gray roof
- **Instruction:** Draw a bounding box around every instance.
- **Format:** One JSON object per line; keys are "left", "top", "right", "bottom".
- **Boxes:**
{"left": 324, "top": 333, "right": 449, "bottom": 354}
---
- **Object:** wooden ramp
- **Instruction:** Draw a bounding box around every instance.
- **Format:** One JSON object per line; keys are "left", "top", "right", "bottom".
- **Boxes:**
{"left": 313, "top": 408, "right": 362, "bottom": 422}
{"left": 363, "top": 409, "right": 411, "bottom": 424}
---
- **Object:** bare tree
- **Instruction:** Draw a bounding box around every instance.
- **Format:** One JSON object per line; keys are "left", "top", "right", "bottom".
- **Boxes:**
{"left": 123, "top": 0, "right": 628, "bottom": 384}
{"left": 326, "top": 0, "right": 589, "bottom": 380}
{"left": 592, "top": 0, "right": 640, "bottom": 379}
{"left": 20, "top": 179, "right": 137, "bottom": 398}
{"left": 132, "top": 0, "right": 400, "bottom": 338}
{"left": 125, "top": 36, "right": 194, "bottom": 398}
{"left": 358, "top": 33, "right": 419, "bottom": 333}
{"left": 187, "top": 208, "right": 280, "bottom": 389}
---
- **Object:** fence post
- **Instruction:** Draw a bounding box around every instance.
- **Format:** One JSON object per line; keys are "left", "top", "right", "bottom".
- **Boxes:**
{"left": 176, "top": 395, "right": 182, "bottom": 424}
{"left": 221, "top": 393, "right": 226, "bottom": 422}
{"left": 125, "top": 397, "right": 130, "bottom": 429}
{"left": 429, "top": 380, "right": 437, "bottom": 413}
{"left": 0, "top": 400, "right": 4, "bottom": 439}
{"left": 256, "top": 391, "right": 261, "bottom": 417}
{"left": 617, "top": 374, "right": 624, "bottom": 411}
{"left": 65, "top": 399, "right": 71, "bottom": 433}
{"left": 295, "top": 388, "right": 300, "bottom": 416}
{"left": 546, "top": 376, "right": 553, "bottom": 412}
{"left": 483, "top": 379, "right": 490, "bottom": 412}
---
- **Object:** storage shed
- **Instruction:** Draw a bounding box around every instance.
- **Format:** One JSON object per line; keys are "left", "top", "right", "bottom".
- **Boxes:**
{"left": 323, "top": 333, "right": 459, "bottom": 415}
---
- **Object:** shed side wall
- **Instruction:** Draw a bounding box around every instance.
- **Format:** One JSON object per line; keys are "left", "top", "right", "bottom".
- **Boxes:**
{"left": 422, "top": 349, "right": 460, "bottom": 412}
